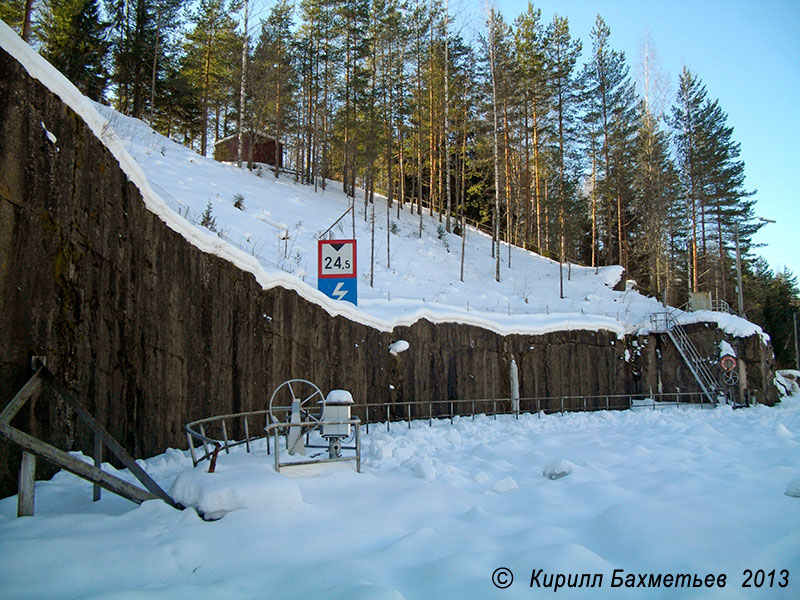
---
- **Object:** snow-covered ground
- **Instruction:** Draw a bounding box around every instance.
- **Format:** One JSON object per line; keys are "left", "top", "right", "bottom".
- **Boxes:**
{"left": 2, "top": 390, "right": 799, "bottom": 599}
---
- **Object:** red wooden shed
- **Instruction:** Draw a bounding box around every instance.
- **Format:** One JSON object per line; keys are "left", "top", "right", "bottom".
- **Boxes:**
{"left": 213, "top": 133, "right": 283, "bottom": 167}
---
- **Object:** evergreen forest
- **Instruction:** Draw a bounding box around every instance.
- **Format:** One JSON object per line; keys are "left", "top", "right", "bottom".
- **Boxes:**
{"left": 2, "top": 0, "right": 798, "bottom": 367}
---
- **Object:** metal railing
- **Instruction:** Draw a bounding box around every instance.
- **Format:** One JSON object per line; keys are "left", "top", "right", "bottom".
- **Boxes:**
{"left": 184, "top": 389, "right": 740, "bottom": 471}
{"left": 675, "top": 299, "right": 733, "bottom": 314}
{"left": 184, "top": 410, "right": 361, "bottom": 473}
{"left": 650, "top": 312, "right": 721, "bottom": 404}
{"left": 351, "top": 391, "right": 715, "bottom": 434}
{"left": 711, "top": 299, "right": 733, "bottom": 314}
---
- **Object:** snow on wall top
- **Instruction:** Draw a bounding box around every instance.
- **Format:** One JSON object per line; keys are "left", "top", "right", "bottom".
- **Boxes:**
{"left": 0, "top": 22, "right": 767, "bottom": 342}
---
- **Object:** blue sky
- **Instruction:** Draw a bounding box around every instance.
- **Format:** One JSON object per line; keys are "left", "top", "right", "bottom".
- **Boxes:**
{"left": 458, "top": 0, "right": 799, "bottom": 280}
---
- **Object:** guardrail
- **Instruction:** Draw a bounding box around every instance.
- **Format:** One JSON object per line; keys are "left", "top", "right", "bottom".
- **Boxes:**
{"left": 184, "top": 410, "right": 361, "bottom": 473}
{"left": 352, "top": 391, "right": 716, "bottom": 434}
{"left": 184, "top": 390, "right": 740, "bottom": 472}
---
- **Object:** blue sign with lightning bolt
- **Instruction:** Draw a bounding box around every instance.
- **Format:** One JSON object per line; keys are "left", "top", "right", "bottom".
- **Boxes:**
{"left": 318, "top": 239, "right": 357, "bottom": 305}
{"left": 318, "top": 277, "right": 357, "bottom": 305}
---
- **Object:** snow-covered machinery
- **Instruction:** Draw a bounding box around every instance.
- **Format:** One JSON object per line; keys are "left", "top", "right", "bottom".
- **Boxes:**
{"left": 319, "top": 390, "right": 354, "bottom": 458}
{"left": 268, "top": 379, "right": 357, "bottom": 460}
{"left": 269, "top": 379, "right": 324, "bottom": 456}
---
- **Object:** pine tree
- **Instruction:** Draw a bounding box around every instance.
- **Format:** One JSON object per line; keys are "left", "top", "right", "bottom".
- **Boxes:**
{"left": 514, "top": 2, "right": 551, "bottom": 253}
{"left": 744, "top": 261, "right": 800, "bottom": 367}
{"left": 701, "top": 97, "right": 756, "bottom": 301}
{"left": 545, "top": 14, "right": 581, "bottom": 296}
{"left": 104, "top": 0, "right": 184, "bottom": 120}
{"left": 249, "top": 0, "right": 295, "bottom": 174}
{"left": 182, "top": 0, "right": 242, "bottom": 156}
{"left": 580, "top": 15, "right": 637, "bottom": 268}
{"left": 669, "top": 67, "right": 707, "bottom": 293}
{"left": 39, "top": 0, "right": 109, "bottom": 100}
{"left": 0, "top": 0, "right": 34, "bottom": 41}
{"left": 336, "top": 0, "right": 371, "bottom": 197}
{"left": 670, "top": 67, "right": 759, "bottom": 298}
{"left": 629, "top": 102, "right": 681, "bottom": 300}
{"left": 485, "top": 6, "right": 503, "bottom": 281}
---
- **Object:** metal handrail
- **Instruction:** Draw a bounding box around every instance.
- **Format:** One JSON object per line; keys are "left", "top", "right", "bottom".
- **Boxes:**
{"left": 185, "top": 409, "right": 272, "bottom": 466}
{"left": 185, "top": 389, "right": 738, "bottom": 468}
{"left": 711, "top": 299, "right": 732, "bottom": 314}
{"left": 184, "top": 410, "right": 361, "bottom": 472}
{"left": 650, "top": 311, "right": 721, "bottom": 404}
{"left": 352, "top": 391, "right": 714, "bottom": 434}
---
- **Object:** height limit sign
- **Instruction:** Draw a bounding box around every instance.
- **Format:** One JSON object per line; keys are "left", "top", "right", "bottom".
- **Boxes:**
{"left": 318, "top": 239, "right": 357, "bottom": 305}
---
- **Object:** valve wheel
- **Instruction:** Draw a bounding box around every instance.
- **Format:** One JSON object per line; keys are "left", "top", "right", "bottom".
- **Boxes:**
{"left": 722, "top": 369, "right": 739, "bottom": 386}
{"left": 268, "top": 379, "right": 324, "bottom": 426}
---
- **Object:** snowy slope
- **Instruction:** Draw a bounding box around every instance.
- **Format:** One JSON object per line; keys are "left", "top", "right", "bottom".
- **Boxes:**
{"left": 1, "top": 20, "right": 765, "bottom": 339}
{"left": 1, "top": 397, "right": 799, "bottom": 599}
{"left": 96, "top": 102, "right": 769, "bottom": 342}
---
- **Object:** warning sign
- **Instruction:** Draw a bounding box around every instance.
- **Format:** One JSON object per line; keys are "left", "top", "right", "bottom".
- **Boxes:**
{"left": 318, "top": 239, "right": 357, "bottom": 306}
{"left": 318, "top": 239, "right": 357, "bottom": 278}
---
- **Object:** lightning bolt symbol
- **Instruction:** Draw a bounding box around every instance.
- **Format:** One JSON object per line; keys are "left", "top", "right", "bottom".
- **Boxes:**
{"left": 332, "top": 281, "right": 348, "bottom": 301}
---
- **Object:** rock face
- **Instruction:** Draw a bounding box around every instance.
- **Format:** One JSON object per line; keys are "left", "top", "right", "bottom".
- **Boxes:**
{"left": 0, "top": 47, "right": 777, "bottom": 498}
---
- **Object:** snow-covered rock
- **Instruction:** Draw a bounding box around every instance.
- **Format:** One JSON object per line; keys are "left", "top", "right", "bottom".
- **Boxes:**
{"left": 542, "top": 459, "right": 575, "bottom": 480}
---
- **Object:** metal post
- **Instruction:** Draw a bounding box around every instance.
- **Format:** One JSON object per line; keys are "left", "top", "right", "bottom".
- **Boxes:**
{"left": 735, "top": 222, "right": 744, "bottom": 317}
{"left": 221, "top": 420, "right": 230, "bottom": 454}
{"left": 386, "top": 403, "right": 390, "bottom": 432}
{"left": 199, "top": 425, "right": 210, "bottom": 460}
{"left": 429, "top": 402, "right": 432, "bottom": 426}
{"left": 356, "top": 424, "right": 361, "bottom": 473}
{"left": 187, "top": 431, "right": 197, "bottom": 466}
{"left": 366, "top": 405, "right": 370, "bottom": 434}
{"left": 243, "top": 416, "right": 250, "bottom": 453}
{"left": 407, "top": 403, "right": 411, "bottom": 428}
{"left": 795, "top": 312, "right": 799, "bottom": 371}
{"left": 273, "top": 428, "right": 280, "bottom": 472}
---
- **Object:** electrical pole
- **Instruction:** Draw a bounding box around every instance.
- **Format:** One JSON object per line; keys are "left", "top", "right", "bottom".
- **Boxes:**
{"left": 737, "top": 216, "right": 777, "bottom": 319}
{"left": 794, "top": 312, "right": 799, "bottom": 371}
{"left": 735, "top": 222, "right": 744, "bottom": 317}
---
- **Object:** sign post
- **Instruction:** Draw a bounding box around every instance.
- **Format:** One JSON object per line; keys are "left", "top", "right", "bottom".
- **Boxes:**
{"left": 318, "top": 239, "right": 357, "bottom": 305}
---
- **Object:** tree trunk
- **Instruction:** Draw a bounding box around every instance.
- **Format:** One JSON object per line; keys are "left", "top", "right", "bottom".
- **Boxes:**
{"left": 236, "top": 0, "right": 248, "bottom": 167}
{"left": 444, "top": 0, "right": 451, "bottom": 232}
{"left": 488, "top": 9, "right": 501, "bottom": 282}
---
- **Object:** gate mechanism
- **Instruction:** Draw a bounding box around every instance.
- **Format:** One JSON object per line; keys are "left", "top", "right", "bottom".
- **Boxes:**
{"left": 268, "top": 379, "right": 356, "bottom": 459}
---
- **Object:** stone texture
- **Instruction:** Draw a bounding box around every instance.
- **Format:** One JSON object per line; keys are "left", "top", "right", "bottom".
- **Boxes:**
{"left": 0, "top": 48, "right": 777, "bottom": 498}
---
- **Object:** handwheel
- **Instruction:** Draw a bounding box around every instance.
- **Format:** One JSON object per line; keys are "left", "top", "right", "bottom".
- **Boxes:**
{"left": 722, "top": 369, "right": 739, "bottom": 386}
{"left": 268, "top": 379, "right": 324, "bottom": 426}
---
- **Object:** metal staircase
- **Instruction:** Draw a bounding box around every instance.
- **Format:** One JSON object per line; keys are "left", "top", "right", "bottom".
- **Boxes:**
{"left": 650, "top": 312, "right": 721, "bottom": 405}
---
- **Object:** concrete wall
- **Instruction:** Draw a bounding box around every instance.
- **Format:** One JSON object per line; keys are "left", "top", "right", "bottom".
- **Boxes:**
{"left": 0, "top": 47, "right": 776, "bottom": 498}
